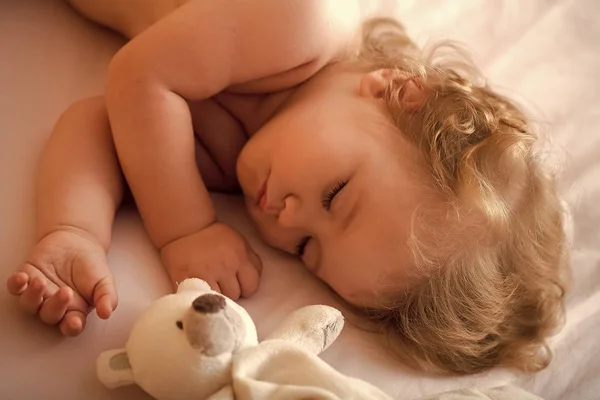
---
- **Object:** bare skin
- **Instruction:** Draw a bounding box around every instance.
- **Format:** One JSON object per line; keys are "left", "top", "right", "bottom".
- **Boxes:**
{"left": 6, "top": 0, "right": 362, "bottom": 335}
{"left": 7, "top": 0, "right": 428, "bottom": 336}
{"left": 7, "top": 98, "right": 121, "bottom": 335}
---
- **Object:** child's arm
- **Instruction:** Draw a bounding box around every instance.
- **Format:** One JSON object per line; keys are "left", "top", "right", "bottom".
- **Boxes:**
{"left": 106, "top": 0, "right": 355, "bottom": 296}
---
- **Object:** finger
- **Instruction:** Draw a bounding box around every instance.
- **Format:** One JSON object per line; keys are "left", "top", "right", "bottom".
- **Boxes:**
{"left": 248, "top": 250, "right": 263, "bottom": 276}
{"left": 6, "top": 272, "right": 29, "bottom": 295}
{"left": 218, "top": 277, "right": 241, "bottom": 300}
{"left": 39, "top": 287, "right": 72, "bottom": 325}
{"left": 205, "top": 280, "right": 222, "bottom": 294}
{"left": 60, "top": 310, "right": 87, "bottom": 337}
{"left": 19, "top": 276, "right": 47, "bottom": 314}
{"left": 93, "top": 276, "right": 118, "bottom": 319}
{"left": 237, "top": 264, "right": 261, "bottom": 298}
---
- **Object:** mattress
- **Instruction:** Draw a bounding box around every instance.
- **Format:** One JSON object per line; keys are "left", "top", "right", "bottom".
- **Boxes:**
{"left": 1, "top": 0, "right": 598, "bottom": 399}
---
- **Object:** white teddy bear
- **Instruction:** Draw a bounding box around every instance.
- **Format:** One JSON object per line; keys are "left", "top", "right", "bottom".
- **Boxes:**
{"left": 96, "top": 278, "right": 391, "bottom": 400}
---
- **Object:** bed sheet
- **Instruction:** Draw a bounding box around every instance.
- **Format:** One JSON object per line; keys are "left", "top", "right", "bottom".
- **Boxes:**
{"left": 1, "top": 0, "right": 599, "bottom": 399}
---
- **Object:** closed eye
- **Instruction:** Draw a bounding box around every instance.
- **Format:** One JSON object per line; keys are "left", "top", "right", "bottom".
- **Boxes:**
{"left": 322, "top": 180, "right": 348, "bottom": 210}
{"left": 295, "top": 180, "right": 347, "bottom": 260}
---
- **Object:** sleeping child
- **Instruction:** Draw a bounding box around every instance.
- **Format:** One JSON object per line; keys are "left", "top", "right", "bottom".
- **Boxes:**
{"left": 7, "top": 0, "right": 569, "bottom": 374}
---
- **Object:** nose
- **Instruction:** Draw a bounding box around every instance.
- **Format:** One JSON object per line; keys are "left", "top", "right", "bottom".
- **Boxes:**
{"left": 192, "top": 294, "right": 226, "bottom": 313}
{"left": 184, "top": 294, "right": 238, "bottom": 356}
{"left": 261, "top": 192, "right": 286, "bottom": 216}
{"left": 277, "top": 195, "right": 303, "bottom": 228}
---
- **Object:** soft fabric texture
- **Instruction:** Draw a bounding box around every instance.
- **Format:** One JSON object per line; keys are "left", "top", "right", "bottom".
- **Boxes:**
{"left": 1, "top": 1, "right": 599, "bottom": 399}
{"left": 212, "top": 339, "right": 391, "bottom": 399}
{"left": 97, "top": 279, "right": 540, "bottom": 400}
{"left": 419, "top": 386, "right": 543, "bottom": 400}
{"left": 97, "top": 278, "right": 258, "bottom": 400}
{"left": 97, "top": 278, "right": 392, "bottom": 399}
{"left": 211, "top": 343, "right": 542, "bottom": 400}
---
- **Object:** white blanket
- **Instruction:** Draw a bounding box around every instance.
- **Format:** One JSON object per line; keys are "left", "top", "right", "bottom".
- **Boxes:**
{"left": 1, "top": 1, "right": 598, "bottom": 399}
{"left": 208, "top": 339, "right": 543, "bottom": 400}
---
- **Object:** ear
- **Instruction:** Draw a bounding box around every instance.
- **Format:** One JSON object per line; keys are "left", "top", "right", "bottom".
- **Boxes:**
{"left": 398, "top": 78, "right": 428, "bottom": 111}
{"left": 358, "top": 69, "right": 393, "bottom": 99}
{"left": 96, "top": 348, "right": 135, "bottom": 389}
{"left": 359, "top": 69, "right": 427, "bottom": 111}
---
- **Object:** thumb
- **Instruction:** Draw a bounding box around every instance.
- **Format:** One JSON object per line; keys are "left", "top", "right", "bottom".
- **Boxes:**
{"left": 93, "top": 275, "right": 118, "bottom": 320}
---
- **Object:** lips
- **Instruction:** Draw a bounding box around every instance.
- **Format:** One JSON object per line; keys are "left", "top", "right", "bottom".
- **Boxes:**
{"left": 256, "top": 171, "right": 270, "bottom": 210}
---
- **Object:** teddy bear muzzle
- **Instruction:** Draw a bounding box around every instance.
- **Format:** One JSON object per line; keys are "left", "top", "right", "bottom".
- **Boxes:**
{"left": 181, "top": 293, "right": 245, "bottom": 357}
{"left": 192, "top": 293, "right": 226, "bottom": 313}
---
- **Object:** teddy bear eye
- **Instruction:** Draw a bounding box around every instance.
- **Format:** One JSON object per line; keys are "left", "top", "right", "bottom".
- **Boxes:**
{"left": 176, "top": 321, "right": 183, "bottom": 330}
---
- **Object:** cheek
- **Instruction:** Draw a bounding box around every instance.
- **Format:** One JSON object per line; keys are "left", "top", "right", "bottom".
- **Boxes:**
{"left": 319, "top": 221, "right": 406, "bottom": 304}
{"left": 319, "top": 244, "right": 372, "bottom": 299}
{"left": 237, "top": 132, "right": 271, "bottom": 173}
{"left": 323, "top": 264, "right": 369, "bottom": 293}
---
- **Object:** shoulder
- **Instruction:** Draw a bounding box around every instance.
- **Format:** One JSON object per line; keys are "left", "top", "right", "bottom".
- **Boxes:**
{"left": 169, "top": 0, "right": 362, "bottom": 59}
{"left": 108, "top": 0, "right": 363, "bottom": 97}
{"left": 224, "top": 0, "right": 363, "bottom": 92}
{"left": 252, "top": 0, "right": 361, "bottom": 47}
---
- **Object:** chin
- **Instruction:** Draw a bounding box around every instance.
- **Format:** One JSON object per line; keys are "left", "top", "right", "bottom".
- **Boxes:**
{"left": 243, "top": 199, "right": 261, "bottom": 228}
{"left": 244, "top": 207, "right": 273, "bottom": 246}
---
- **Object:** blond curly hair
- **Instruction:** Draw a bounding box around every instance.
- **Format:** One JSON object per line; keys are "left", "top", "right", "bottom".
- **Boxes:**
{"left": 354, "top": 18, "right": 570, "bottom": 375}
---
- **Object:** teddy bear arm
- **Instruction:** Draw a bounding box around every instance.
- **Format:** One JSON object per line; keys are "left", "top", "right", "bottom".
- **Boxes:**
{"left": 265, "top": 305, "right": 344, "bottom": 355}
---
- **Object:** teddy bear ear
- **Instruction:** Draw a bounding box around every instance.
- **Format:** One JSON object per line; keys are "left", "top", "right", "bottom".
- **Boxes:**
{"left": 176, "top": 278, "right": 211, "bottom": 293}
{"left": 97, "top": 348, "right": 135, "bottom": 389}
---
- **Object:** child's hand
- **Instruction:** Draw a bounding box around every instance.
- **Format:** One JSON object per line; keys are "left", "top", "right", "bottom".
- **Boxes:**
{"left": 160, "top": 222, "right": 262, "bottom": 299}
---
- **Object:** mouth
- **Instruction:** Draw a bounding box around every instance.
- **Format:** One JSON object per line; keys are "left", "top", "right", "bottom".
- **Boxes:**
{"left": 256, "top": 171, "right": 270, "bottom": 210}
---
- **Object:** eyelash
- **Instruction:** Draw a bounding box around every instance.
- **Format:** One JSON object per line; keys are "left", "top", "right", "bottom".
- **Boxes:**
{"left": 322, "top": 180, "right": 348, "bottom": 210}
{"left": 295, "top": 180, "right": 348, "bottom": 258}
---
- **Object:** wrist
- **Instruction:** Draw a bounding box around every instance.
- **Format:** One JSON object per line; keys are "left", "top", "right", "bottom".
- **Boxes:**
{"left": 36, "top": 223, "right": 108, "bottom": 251}
{"left": 158, "top": 219, "right": 218, "bottom": 252}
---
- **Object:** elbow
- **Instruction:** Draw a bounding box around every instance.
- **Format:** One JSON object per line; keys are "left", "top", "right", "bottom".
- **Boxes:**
{"left": 106, "top": 46, "right": 140, "bottom": 104}
{"left": 106, "top": 44, "right": 162, "bottom": 108}
{"left": 105, "top": 48, "right": 158, "bottom": 142}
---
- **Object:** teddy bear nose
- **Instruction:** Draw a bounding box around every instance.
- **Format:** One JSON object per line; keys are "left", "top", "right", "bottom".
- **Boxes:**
{"left": 192, "top": 293, "right": 226, "bottom": 314}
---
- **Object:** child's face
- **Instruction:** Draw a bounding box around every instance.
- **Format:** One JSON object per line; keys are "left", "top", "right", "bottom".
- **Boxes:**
{"left": 236, "top": 67, "right": 427, "bottom": 305}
